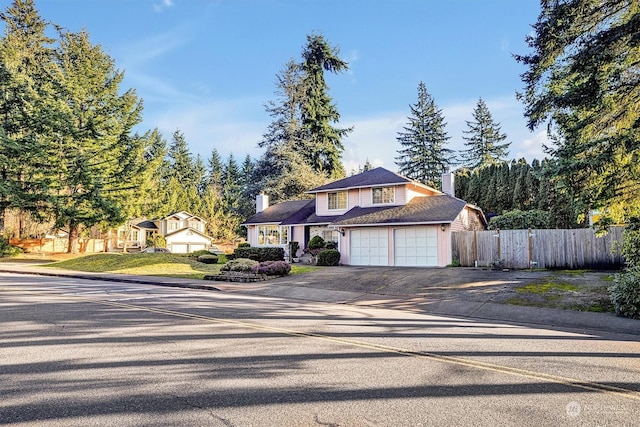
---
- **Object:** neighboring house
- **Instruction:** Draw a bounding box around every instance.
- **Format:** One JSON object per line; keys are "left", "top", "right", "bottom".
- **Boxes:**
{"left": 242, "top": 167, "right": 486, "bottom": 267}
{"left": 111, "top": 211, "right": 214, "bottom": 254}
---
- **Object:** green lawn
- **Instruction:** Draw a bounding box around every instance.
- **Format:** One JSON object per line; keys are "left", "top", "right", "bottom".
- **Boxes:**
{"left": 43, "top": 253, "right": 318, "bottom": 280}
{"left": 44, "top": 253, "right": 223, "bottom": 279}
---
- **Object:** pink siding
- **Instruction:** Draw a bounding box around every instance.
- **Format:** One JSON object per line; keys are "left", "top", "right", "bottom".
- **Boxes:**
{"left": 348, "top": 189, "right": 359, "bottom": 207}
{"left": 437, "top": 226, "right": 452, "bottom": 267}
{"left": 395, "top": 186, "right": 407, "bottom": 205}
{"left": 360, "top": 188, "right": 373, "bottom": 207}
{"left": 316, "top": 191, "right": 349, "bottom": 216}
{"left": 316, "top": 193, "right": 327, "bottom": 215}
{"left": 452, "top": 207, "right": 486, "bottom": 231}
{"left": 339, "top": 229, "right": 350, "bottom": 264}
{"left": 291, "top": 226, "right": 305, "bottom": 257}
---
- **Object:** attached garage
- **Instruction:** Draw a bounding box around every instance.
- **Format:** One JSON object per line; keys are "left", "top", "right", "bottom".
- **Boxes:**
{"left": 394, "top": 226, "right": 438, "bottom": 267}
{"left": 170, "top": 243, "right": 188, "bottom": 254}
{"left": 350, "top": 228, "right": 389, "bottom": 266}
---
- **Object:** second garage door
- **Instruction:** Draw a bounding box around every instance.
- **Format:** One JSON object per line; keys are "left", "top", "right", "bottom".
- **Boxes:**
{"left": 350, "top": 228, "right": 389, "bottom": 266}
{"left": 394, "top": 226, "right": 438, "bottom": 267}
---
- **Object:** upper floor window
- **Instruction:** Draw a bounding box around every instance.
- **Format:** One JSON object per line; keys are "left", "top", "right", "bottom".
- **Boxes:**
{"left": 168, "top": 221, "right": 178, "bottom": 231}
{"left": 328, "top": 191, "right": 347, "bottom": 210}
{"left": 372, "top": 186, "right": 395, "bottom": 204}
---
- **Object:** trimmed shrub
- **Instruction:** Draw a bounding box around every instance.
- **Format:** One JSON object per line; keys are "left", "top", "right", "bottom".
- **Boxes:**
{"left": 324, "top": 240, "right": 338, "bottom": 250}
{"left": 317, "top": 249, "right": 340, "bottom": 266}
{"left": 488, "top": 209, "right": 551, "bottom": 230}
{"left": 221, "top": 258, "right": 259, "bottom": 272}
{"left": 237, "top": 242, "right": 251, "bottom": 248}
{"left": 308, "top": 235, "right": 325, "bottom": 250}
{"left": 621, "top": 221, "right": 640, "bottom": 269}
{"left": 252, "top": 260, "right": 291, "bottom": 276}
{"left": 609, "top": 269, "right": 640, "bottom": 319}
{"left": 197, "top": 254, "right": 219, "bottom": 264}
{"left": 189, "top": 249, "right": 212, "bottom": 258}
{"left": 0, "top": 237, "right": 22, "bottom": 257}
{"left": 234, "top": 247, "right": 285, "bottom": 262}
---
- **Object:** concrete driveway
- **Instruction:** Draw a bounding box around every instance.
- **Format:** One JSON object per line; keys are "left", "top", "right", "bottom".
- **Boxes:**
{"left": 272, "top": 265, "right": 609, "bottom": 303}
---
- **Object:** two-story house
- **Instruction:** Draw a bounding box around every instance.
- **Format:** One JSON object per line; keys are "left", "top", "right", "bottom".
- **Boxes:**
{"left": 242, "top": 167, "right": 486, "bottom": 267}
{"left": 112, "top": 211, "right": 214, "bottom": 254}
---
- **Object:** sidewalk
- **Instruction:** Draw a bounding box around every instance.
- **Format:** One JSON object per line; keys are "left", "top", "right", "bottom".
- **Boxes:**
{"left": 1, "top": 263, "right": 638, "bottom": 337}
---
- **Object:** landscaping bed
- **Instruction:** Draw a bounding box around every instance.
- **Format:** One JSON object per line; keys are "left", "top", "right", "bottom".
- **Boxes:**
{"left": 204, "top": 272, "right": 268, "bottom": 283}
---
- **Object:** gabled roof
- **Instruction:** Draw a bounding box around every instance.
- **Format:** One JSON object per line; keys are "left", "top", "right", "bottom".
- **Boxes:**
{"left": 134, "top": 219, "right": 158, "bottom": 230}
{"left": 242, "top": 199, "right": 316, "bottom": 225}
{"left": 306, "top": 167, "right": 414, "bottom": 193}
{"left": 330, "top": 195, "right": 468, "bottom": 226}
{"left": 162, "top": 211, "right": 206, "bottom": 223}
{"left": 164, "top": 227, "right": 213, "bottom": 240}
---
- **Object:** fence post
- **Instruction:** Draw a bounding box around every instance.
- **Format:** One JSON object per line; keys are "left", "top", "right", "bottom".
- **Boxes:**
{"left": 528, "top": 229, "right": 533, "bottom": 269}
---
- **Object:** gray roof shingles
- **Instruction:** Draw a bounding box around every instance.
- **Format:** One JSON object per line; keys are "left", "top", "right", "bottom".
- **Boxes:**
{"left": 330, "top": 195, "right": 467, "bottom": 226}
{"left": 306, "top": 167, "right": 411, "bottom": 193}
{"left": 242, "top": 199, "right": 316, "bottom": 225}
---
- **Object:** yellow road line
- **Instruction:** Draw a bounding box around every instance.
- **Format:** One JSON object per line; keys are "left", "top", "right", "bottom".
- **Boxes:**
{"left": 3, "top": 285, "right": 640, "bottom": 401}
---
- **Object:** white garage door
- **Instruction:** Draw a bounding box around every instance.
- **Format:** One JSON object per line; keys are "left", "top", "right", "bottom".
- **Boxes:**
{"left": 170, "top": 244, "right": 188, "bottom": 254}
{"left": 394, "top": 226, "right": 438, "bottom": 267}
{"left": 189, "top": 244, "right": 207, "bottom": 253}
{"left": 350, "top": 228, "right": 389, "bottom": 266}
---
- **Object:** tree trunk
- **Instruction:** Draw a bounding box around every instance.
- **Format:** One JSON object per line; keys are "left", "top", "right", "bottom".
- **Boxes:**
{"left": 18, "top": 209, "right": 25, "bottom": 238}
{"left": 68, "top": 224, "right": 80, "bottom": 254}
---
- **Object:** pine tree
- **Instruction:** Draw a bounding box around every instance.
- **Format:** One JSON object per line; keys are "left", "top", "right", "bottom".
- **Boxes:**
{"left": 0, "top": 0, "right": 56, "bottom": 234}
{"left": 460, "top": 98, "right": 510, "bottom": 169}
{"left": 395, "top": 82, "right": 455, "bottom": 189}
{"left": 207, "top": 147, "right": 224, "bottom": 194}
{"left": 52, "top": 29, "right": 147, "bottom": 252}
{"left": 299, "top": 34, "right": 352, "bottom": 177}
{"left": 255, "top": 59, "right": 327, "bottom": 202}
{"left": 516, "top": 0, "right": 640, "bottom": 221}
{"left": 167, "top": 129, "right": 194, "bottom": 184}
{"left": 238, "top": 154, "right": 256, "bottom": 220}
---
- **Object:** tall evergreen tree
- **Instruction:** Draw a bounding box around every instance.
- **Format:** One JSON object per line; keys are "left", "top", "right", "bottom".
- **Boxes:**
{"left": 0, "top": 0, "right": 56, "bottom": 234}
{"left": 53, "top": 29, "right": 147, "bottom": 252}
{"left": 516, "top": 0, "right": 640, "bottom": 222}
{"left": 238, "top": 154, "right": 256, "bottom": 220}
{"left": 167, "top": 129, "right": 194, "bottom": 185}
{"left": 460, "top": 98, "right": 510, "bottom": 169}
{"left": 299, "top": 34, "right": 352, "bottom": 177}
{"left": 395, "top": 82, "right": 454, "bottom": 189}
{"left": 139, "top": 128, "right": 168, "bottom": 218}
{"left": 255, "top": 59, "right": 327, "bottom": 202}
{"left": 207, "top": 147, "right": 224, "bottom": 194}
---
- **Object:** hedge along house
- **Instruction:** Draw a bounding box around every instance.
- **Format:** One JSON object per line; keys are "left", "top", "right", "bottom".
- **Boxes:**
{"left": 242, "top": 167, "right": 487, "bottom": 267}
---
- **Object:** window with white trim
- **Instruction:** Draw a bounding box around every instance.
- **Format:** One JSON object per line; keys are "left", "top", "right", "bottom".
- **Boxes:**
{"left": 257, "top": 225, "right": 288, "bottom": 246}
{"left": 372, "top": 186, "right": 395, "bottom": 204}
{"left": 328, "top": 191, "right": 347, "bottom": 210}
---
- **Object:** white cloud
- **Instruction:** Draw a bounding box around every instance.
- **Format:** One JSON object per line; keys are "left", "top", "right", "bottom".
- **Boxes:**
{"left": 153, "top": 0, "right": 174, "bottom": 13}
{"left": 117, "top": 30, "right": 187, "bottom": 67}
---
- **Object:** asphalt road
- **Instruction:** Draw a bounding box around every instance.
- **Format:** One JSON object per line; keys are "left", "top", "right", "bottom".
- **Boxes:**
{"left": 1, "top": 272, "right": 639, "bottom": 426}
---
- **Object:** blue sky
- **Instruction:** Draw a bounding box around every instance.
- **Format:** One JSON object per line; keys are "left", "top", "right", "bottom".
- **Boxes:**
{"left": 34, "top": 0, "right": 546, "bottom": 172}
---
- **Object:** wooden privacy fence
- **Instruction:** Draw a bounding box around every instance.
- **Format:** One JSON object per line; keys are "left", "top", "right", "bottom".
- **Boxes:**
{"left": 452, "top": 227, "right": 625, "bottom": 269}
{"left": 10, "top": 238, "right": 105, "bottom": 254}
